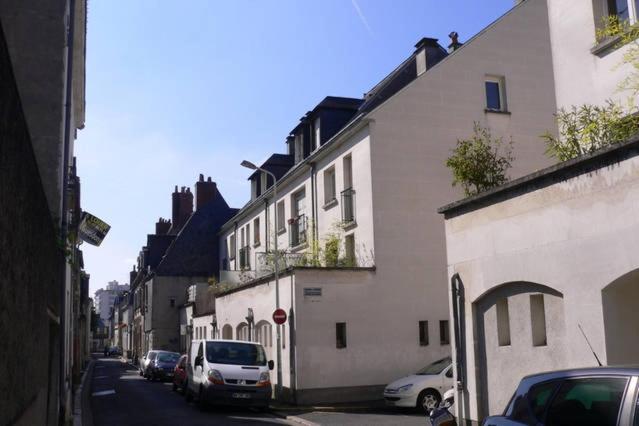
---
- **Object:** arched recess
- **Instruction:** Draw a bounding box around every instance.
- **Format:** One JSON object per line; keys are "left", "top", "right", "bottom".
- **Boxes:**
{"left": 221, "top": 324, "right": 233, "bottom": 340}
{"left": 255, "top": 320, "right": 273, "bottom": 348}
{"left": 236, "top": 322, "right": 249, "bottom": 341}
{"left": 602, "top": 268, "right": 639, "bottom": 365}
{"left": 473, "top": 282, "right": 565, "bottom": 419}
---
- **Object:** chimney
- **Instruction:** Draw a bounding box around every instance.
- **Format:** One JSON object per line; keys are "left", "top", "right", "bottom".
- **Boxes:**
{"left": 155, "top": 217, "right": 171, "bottom": 235}
{"left": 195, "top": 174, "right": 217, "bottom": 210}
{"left": 170, "top": 185, "right": 193, "bottom": 234}
{"left": 129, "top": 266, "right": 137, "bottom": 287}
{"left": 414, "top": 37, "right": 439, "bottom": 76}
{"left": 448, "top": 31, "right": 463, "bottom": 53}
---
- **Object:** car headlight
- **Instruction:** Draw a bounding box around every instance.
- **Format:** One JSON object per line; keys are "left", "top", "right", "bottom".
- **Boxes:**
{"left": 397, "top": 384, "right": 413, "bottom": 393}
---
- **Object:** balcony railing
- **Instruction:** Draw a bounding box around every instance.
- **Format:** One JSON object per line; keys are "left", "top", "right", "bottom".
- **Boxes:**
{"left": 341, "top": 188, "right": 355, "bottom": 223}
{"left": 288, "top": 214, "right": 307, "bottom": 247}
{"left": 239, "top": 245, "right": 251, "bottom": 270}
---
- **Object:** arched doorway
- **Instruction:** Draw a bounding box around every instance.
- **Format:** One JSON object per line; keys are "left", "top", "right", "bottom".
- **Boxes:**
{"left": 221, "top": 324, "right": 232, "bottom": 340}
{"left": 236, "top": 322, "right": 249, "bottom": 341}
{"left": 473, "top": 282, "right": 565, "bottom": 418}
{"left": 602, "top": 269, "right": 639, "bottom": 365}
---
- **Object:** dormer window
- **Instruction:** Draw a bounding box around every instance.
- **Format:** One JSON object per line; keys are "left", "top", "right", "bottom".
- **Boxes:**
{"left": 314, "top": 118, "right": 321, "bottom": 150}
{"left": 294, "top": 133, "right": 304, "bottom": 163}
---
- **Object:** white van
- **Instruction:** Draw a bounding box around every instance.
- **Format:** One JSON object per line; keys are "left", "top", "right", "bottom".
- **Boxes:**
{"left": 185, "top": 339, "right": 273, "bottom": 409}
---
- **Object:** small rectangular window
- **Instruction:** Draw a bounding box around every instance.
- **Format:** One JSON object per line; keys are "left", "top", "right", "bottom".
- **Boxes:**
{"left": 277, "top": 201, "right": 285, "bottom": 232}
{"left": 530, "top": 294, "right": 547, "bottom": 346}
{"left": 314, "top": 117, "right": 321, "bottom": 149}
{"left": 253, "top": 217, "right": 260, "bottom": 245}
{"left": 440, "top": 320, "right": 450, "bottom": 345}
{"left": 324, "top": 167, "right": 336, "bottom": 205}
{"left": 419, "top": 321, "right": 429, "bottom": 346}
{"left": 229, "top": 234, "right": 236, "bottom": 259}
{"left": 485, "top": 77, "right": 506, "bottom": 111}
{"left": 336, "top": 322, "right": 347, "bottom": 349}
{"left": 496, "top": 298, "right": 511, "bottom": 346}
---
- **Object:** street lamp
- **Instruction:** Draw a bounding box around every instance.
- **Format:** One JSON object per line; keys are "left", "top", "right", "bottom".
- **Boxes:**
{"left": 241, "top": 160, "right": 282, "bottom": 398}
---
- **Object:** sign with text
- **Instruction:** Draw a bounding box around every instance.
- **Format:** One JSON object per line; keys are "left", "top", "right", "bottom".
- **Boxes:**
{"left": 78, "top": 212, "right": 111, "bottom": 246}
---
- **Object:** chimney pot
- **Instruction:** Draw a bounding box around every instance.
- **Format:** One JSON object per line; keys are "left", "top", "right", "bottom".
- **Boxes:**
{"left": 196, "top": 175, "right": 217, "bottom": 210}
{"left": 448, "top": 31, "right": 463, "bottom": 52}
{"left": 199, "top": 174, "right": 204, "bottom": 182}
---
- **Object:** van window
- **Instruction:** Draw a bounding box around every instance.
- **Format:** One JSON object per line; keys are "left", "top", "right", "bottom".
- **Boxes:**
{"left": 205, "top": 341, "right": 266, "bottom": 366}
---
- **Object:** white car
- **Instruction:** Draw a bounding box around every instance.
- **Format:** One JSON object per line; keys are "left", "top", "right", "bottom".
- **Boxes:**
{"left": 383, "top": 357, "right": 453, "bottom": 413}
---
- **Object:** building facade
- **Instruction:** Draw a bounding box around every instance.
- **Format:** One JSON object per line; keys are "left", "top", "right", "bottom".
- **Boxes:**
{"left": 215, "top": 0, "right": 558, "bottom": 405}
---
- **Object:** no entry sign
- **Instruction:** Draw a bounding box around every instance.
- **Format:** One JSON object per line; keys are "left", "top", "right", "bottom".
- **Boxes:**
{"left": 272, "top": 308, "right": 287, "bottom": 325}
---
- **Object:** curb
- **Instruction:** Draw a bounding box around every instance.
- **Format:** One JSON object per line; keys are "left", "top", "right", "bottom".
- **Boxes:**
{"left": 270, "top": 411, "right": 321, "bottom": 426}
{"left": 73, "top": 359, "right": 95, "bottom": 426}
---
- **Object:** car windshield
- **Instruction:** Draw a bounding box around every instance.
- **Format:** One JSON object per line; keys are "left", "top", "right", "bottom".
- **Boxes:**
{"left": 157, "top": 352, "right": 180, "bottom": 363}
{"left": 416, "top": 357, "right": 452, "bottom": 375}
{"left": 205, "top": 341, "right": 267, "bottom": 366}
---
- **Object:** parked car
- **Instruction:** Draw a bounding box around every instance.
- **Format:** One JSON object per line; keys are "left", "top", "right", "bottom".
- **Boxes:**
{"left": 173, "top": 354, "right": 188, "bottom": 393}
{"left": 108, "top": 346, "right": 122, "bottom": 356}
{"left": 383, "top": 356, "right": 453, "bottom": 413}
{"left": 483, "top": 367, "right": 639, "bottom": 426}
{"left": 148, "top": 351, "right": 181, "bottom": 381}
{"left": 429, "top": 388, "right": 457, "bottom": 426}
{"left": 139, "top": 351, "right": 157, "bottom": 378}
{"left": 185, "top": 339, "right": 274, "bottom": 409}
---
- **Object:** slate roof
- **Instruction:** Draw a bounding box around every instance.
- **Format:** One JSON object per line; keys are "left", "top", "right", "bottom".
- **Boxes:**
{"left": 247, "top": 153, "right": 294, "bottom": 181}
{"left": 154, "top": 187, "right": 238, "bottom": 277}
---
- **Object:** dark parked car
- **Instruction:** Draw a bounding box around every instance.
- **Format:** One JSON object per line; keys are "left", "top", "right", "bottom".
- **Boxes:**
{"left": 172, "top": 354, "right": 188, "bottom": 393}
{"left": 483, "top": 367, "right": 639, "bottom": 426}
{"left": 148, "top": 351, "right": 180, "bottom": 381}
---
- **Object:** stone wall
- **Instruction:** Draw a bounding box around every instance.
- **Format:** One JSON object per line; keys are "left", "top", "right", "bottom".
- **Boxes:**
{"left": 0, "top": 22, "right": 64, "bottom": 425}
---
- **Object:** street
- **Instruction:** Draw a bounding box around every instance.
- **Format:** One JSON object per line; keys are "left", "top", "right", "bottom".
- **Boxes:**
{"left": 88, "top": 355, "right": 427, "bottom": 426}
{"left": 89, "top": 356, "right": 294, "bottom": 426}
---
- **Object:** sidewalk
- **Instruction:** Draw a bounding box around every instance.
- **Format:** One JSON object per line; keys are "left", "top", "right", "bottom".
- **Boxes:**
{"left": 269, "top": 400, "right": 425, "bottom": 426}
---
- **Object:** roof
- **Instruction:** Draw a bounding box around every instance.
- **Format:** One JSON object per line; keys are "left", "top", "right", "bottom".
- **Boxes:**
{"left": 288, "top": 96, "right": 363, "bottom": 135}
{"left": 438, "top": 135, "right": 639, "bottom": 219}
{"left": 154, "top": 187, "right": 238, "bottom": 277}
{"left": 247, "top": 153, "right": 294, "bottom": 181}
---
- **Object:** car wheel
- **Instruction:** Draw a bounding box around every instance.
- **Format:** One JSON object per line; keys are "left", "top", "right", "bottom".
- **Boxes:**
{"left": 138, "top": 370, "right": 143, "bottom": 377}
{"left": 417, "top": 389, "right": 441, "bottom": 414}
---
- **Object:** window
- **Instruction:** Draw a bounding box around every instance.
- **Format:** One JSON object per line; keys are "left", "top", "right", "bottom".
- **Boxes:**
{"left": 606, "top": 0, "right": 639, "bottom": 22}
{"left": 169, "top": 298, "right": 175, "bottom": 308}
{"left": 253, "top": 217, "right": 260, "bottom": 246}
{"left": 545, "top": 377, "right": 627, "bottom": 426}
{"left": 229, "top": 234, "right": 236, "bottom": 260}
{"left": 314, "top": 117, "right": 321, "bottom": 150}
{"left": 419, "top": 321, "right": 429, "bottom": 346}
{"left": 276, "top": 201, "right": 285, "bottom": 233}
{"left": 290, "top": 190, "right": 307, "bottom": 246}
{"left": 496, "top": 298, "right": 511, "bottom": 346}
{"left": 336, "top": 322, "right": 347, "bottom": 349}
{"left": 530, "top": 294, "right": 547, "bottom": 347}
{"left": 440, "top": 320, "right": 450, "bottom": 345}
{"left": 324, "top": 167, "right": 336, "bottom": 206}
{"left": 343, "top": 155, "right": 353, "bottom": 189}
{"left": 485, "top": 76, "right": 506, "bottom": 112}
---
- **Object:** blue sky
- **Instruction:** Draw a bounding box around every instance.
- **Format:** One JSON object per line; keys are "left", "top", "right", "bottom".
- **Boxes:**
{"left": 78, "top": 0, "right": 515, "bottom": 295}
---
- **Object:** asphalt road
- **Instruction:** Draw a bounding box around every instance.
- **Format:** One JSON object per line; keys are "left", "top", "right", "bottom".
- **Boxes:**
{"left": 89, "top": 356, "right": 294, "bottom": 426}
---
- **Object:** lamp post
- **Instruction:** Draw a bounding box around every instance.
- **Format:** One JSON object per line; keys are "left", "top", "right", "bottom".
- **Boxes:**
{"left": 241, "top": 160, "right": 282, "bottom": 398}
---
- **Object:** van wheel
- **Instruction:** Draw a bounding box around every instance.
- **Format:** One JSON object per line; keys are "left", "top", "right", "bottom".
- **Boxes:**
{"left": 197, "top": 387, "right": 207, "bottom": 410}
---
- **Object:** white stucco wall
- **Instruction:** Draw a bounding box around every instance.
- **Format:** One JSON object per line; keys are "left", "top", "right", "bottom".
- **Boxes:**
{"left": 443, "top": 150, "right": 639, "bottom": 422}
{"left": 547, "top": 0, "right": 636, "bottom": 109}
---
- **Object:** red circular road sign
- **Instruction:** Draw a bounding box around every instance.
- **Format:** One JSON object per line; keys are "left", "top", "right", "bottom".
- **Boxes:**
{"left": 272, "top": 308, "right": 287, "bottom": 325}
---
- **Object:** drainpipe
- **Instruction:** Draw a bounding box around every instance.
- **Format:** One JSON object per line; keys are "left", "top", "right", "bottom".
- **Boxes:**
{"left": 309, "top": 162, "right": 317, "bottom": 252}
{"left": 289, "top": 273, "right": 297, "bottom": 404}
{"left": 451, "top": 273, "right": 466, "bottom": 421}
{"left": 59, "top": 0, "right": 76, "bottom": 421}
{"left": 234, "top": 222, "right": 238, "bottom": 271}
{"left": 264, "top": 199, "right": 269, "bottom": 251}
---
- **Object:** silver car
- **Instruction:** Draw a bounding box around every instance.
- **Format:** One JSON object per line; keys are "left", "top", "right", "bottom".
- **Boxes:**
{"left": 483, "top": 367, "right": 639, "bottom": 426}
{"left": 138, "top": 351, "right": 157, "bottom": 378}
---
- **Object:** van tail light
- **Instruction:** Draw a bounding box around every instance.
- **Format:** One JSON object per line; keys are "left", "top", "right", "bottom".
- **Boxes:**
{"left": 207, "top": 369, "right": 224, "bottom": 385}
{"left": 257, "top": 371, "right": 271, "bottom": 387}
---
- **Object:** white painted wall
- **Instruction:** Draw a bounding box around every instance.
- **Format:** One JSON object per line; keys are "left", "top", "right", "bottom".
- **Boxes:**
{"left": 443, "top": 152, "right": 639, "bottom": 422}
{"left": 547, "top": 0, "right": 637, "bottom": 109}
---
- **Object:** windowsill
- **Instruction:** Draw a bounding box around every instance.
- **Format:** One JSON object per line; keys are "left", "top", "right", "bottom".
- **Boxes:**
{"left": 591, "top": 34, "right": 623, "bottom": 57}
{"left": 342, "top": 220, "right": 357, "bottom": 230}
{"left": 253, "top": 242, "right": 261, "bottom": 248}
{"left": 323, "top": 198, "right": 338, "bottom": 210}
{"left": 290, "top": 241, "right": 308, "bottom": 252}
{"left": 484, "top": 108, "right": 511, "bottom": 115}
{"left": 277, "top": 227, "right": 286, "bottom": 235}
